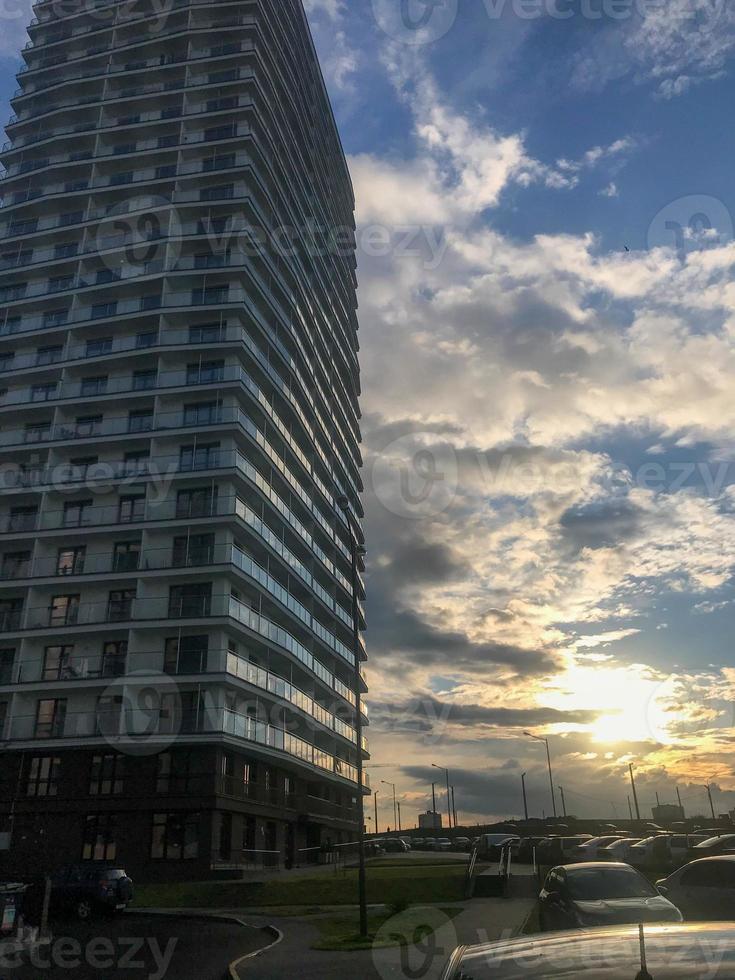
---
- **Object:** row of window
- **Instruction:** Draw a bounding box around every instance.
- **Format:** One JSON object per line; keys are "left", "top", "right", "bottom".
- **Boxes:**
{"left": 25, "top": 361, "right": 226, "bottom": 402}
{"left": 22, "top": 399, "right": 227, "bottom": 442}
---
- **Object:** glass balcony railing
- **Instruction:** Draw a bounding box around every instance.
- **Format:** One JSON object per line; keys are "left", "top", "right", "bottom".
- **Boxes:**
{"left": 6, "top": 704, "right": 365, "bottom": 787}
{"left": 8, "top": 647, "right": 366, "bottom": 746}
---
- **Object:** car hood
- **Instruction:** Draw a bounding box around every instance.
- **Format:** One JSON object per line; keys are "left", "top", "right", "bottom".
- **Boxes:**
{"left": 573, "top": 896, "right": 681, "bottom": 923}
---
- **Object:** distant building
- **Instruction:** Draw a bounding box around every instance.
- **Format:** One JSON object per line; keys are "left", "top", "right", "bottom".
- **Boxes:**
{"left": 419, "top": 811, "right": 442, "bottom": 830}
{"left": 652, "top": 804, "right": 685, "bottom": 823}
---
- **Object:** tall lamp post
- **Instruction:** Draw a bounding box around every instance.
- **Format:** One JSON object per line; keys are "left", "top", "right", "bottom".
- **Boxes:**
{"left": 524, "top": 732, "right": 557, "bottom": 820}
{"left": 381, "top": 780, "right": 398, "bottom": 833}
{"left": 336, "top": 496, "right": 368, "bottom": 938}
{"left": 432, "top": 763, "right": 452, "bottom": 829}
{"left": 521, "top": 772, "right": 529, "bottom": 822}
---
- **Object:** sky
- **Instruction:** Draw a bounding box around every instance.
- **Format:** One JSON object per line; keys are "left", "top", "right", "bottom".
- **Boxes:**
{"left": 1, "top": 0, "right": 735, "bottom": 828}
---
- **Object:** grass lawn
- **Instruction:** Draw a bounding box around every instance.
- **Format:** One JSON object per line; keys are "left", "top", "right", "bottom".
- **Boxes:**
{"left": 134, "top": 862, "right": 468, "bottom": 910}
{"left": 311, "top": 906, "right": 463, "bottom": 952}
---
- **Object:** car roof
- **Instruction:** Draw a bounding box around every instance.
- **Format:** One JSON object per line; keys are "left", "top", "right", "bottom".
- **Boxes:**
{"left": 555, "top": 861, "right": 631, "bottom": 870}
{"left": 446, "top": 923, "right": 735, "bottom": 979}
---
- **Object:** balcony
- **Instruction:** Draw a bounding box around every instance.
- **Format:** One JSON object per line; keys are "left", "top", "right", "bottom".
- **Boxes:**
{"left": 8, "top": 646, "right": 366, "bottom": 746}
{"left": 6, "top": 703, "right": 366, "bottom": 787}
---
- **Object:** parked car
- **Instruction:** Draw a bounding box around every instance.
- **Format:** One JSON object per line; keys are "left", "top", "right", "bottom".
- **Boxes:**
{"left": 412, "top": 838, "right": 425, "bottom": 849}
{"left": 598, "top": 838, "right": 642, "bottom": 863}
{"left": 571, "top": 836, "right": 628, "bottom": 861}
{"left": 657, "top": 856, "right": 735, "bottom": 919}
{"left": 439, "top": 923, "right": 735, "bottom": 979}
{"left": 421, "top": 838, "right": 437, "bottom": 851}
{"left": 690, "top": 834, "right": 735, "bottom": 857}
{"left": 476, "top": 834, "right": 520, "bottom": 859}
{"left": 50, "top": 864, "right": 133, "bottom": 920}
{"left": 379, "top": 837, "right": 409, "bottom": 853}
{"left": 537, "top": 836, "right": 593, "bottom": 865}
{"left": 538, "top": 862, "right": 682, "bottom": 931}
{"left": 451, "top": 837, "right": 471, "bottom": 852}
{"left": 433, "top": 838, "right": 453, "bottom": 852}
{"left": 630, "top": 834, "right": 710, "bottom": 870}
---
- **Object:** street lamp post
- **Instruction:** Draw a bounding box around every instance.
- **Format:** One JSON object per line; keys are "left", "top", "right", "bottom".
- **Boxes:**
{"left": 432, "top": 763, "right": 452, "bottom": 829}
{"left": 381, "top": 780, "right": 398, "bottom": 833}
{"left": 336, "top": 496, "right": 368, "bottom": 938}
{"left": 521, "top": 772, "right": 529, "bottom": 822}
{"left": 524, "top": 733, "right": 557, "bottom": 820}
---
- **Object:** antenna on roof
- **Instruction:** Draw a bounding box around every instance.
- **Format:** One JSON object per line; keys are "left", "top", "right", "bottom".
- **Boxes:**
{"left": 635, "top": 923, "right": 653, "bottom": 980}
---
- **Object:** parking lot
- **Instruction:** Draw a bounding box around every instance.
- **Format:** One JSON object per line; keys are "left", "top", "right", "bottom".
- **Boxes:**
{"left": 2, "top": 912, "right": 271, "bottom": 980}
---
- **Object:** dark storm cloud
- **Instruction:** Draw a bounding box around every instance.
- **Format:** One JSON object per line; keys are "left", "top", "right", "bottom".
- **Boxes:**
{"left": 559, "top": 499, "right": 644, "bottom": 551}
{"left": 387, "top": 540, "right": 469, "bottom": 585}
{"left": 369, "top": 695, "right": 600, "bottom": 736}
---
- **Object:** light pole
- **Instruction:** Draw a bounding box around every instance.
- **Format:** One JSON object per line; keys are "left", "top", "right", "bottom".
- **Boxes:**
{"left": 707, "top": 775, "right": 718, "bottom": 826}
{"left": 374, "top": 788, "right": 379, "bottom": 836}
{"left": 381, "top": 780, "right": 398, "bottom": 833}
{"left": 432, "top": 764, "right": 452, "bottom": 829}
{"left": 521, "top": 772, "right": 529, "bottom": 822}
{"left": 629, "top": 763, "right": 641, "bottom": 822}
{"left": 524, "top": 732, "right": 557, "bottom": 820}
{"left": 336, "top": 496, "right": 368, "bottom": 938}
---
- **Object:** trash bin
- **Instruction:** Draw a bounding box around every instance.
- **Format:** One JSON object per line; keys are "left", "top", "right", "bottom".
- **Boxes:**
{"left": 0, "top": 884, "right": 27, "bottom": 935}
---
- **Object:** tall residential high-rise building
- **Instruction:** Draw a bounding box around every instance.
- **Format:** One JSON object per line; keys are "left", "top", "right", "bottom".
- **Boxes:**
{"left": 0, "top": 0, "right": 367, "bottom": 880}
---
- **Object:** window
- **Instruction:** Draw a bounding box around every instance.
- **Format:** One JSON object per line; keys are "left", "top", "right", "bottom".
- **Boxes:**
{"left": 90, "top": 300, "right": 117, "bottom": 319}
{"left": 9, "top": 506, "right": 37, "bottom": 531}
{"left": 56, "top": 546, "right": 86, "bottom": 576}
{"left": 128, "top": 409, "right": 153, "bottom": 433}
{"left": 89, "top": 754, "right": 124, "bottom": 795}
{"left": 680, "top": 862, "right": 732, "bottom": 887}
{"left": 123, "top": 451, "right": 149, "bottom": 476}
{"left": 0, "top": 649, "right": 15, "bottom": 684}
{"left": 200, "top": 184, "right": 234, "bottom": 202}
{"left": 96, "top": 695, "right": 123, "bottom": 737}
{"left": 80, "top": 376, "right": 108, "bottom": 396}
{"left": 0, "top": 598, "right": 23, "bottom": 631}
{"left": 54, "top": 243, "right": 77, "bottom": 259}
{"left": 207, "top": 96, "right": 237, "bottom": 113}
{"left": 176, "top": 487, "right": 217, "bottom": 519}
{"left": 26, "top": 756, "right": 61, "bottom": 797}
{"left": 186, "top": 361, "right": 225, "bottom": 384}
{"left": 168, "top": 584, "right": 212, "bottom": 619}
{"left": 34, "top": 698, "right": 67, "bottom": 738}
{"left": 204, "top": 123, "right": 236, "bottom": 142}
{"left": 203, "top": 153, "right": 236, "bottom": 172}
{"left": 48, "top": 594, "right": 80, "bottom": 626}
{"left": 36, "top": 345, "right": 63, "bottom": 366}
{"left": 219, "top": 812, "right": 232, "bottom": 861}
{"left": 179, "top": 443, "right": 220, "bottom": 471}
{"left": 172, "top": 534, "right": 215, "bottom": 568}
{"left": 183, "top": 402, "right": 222, "bottom": 426}
{"left": 118, "top": 495, "right": 145, "bottom": 523}
{"left": 151, "top": 812, "right": 200, "bottom": 860}
{"left": 82, "top": 814, "right": 117, "bottom": 861}
{"left": 59, "top": 210, "right": 84, "bottom": 227}
{"left": 87, "top": 340, "right": 115, "bottom": 360}
{"left": 43, "top": 645, "right": 75, "bottom": 681}
{"left": 24, "top": 422, "right": 52, "bottom": 444}
{"left": 191, "top": 286, "right": 228, "bottom": 306}
{"left": 75, "top": 415, "right": 103, "bottom": 437}
{"left": 136, "top": 331, "right": 157, "bottom": 349}
{"left": 155, "top": 165, "right": 177, "bottom": 180}
{"left": 48, "top": 274, "right": 74, "bottom": 293}
{"left": 63, "top": 499, "right": 92, "bottom": 527}
{"left": 164, "top": 635, "right": 208, "bottom": 675}
{"left": 189, "top": 323, "right": 227, "bottom": 344}
{"left": 102, "top": 641, "right": 127, "bottom": 678}
{"left": 31, "top": 383, "right": 57, "bottom": 402}
{"left": 43, "top": 308, "right": 69, "bottom": 328}
{"left": 141, "top": 294, "right": 162, "bottom": 311}
{"left": 156, "top": 751, "right": 206, "bottom": 794}
{"left": 132, "top": 369, "right": 157, "bottom": 391}
{"left": 107, "top": 590, "right": 135, "bottom": 622}
{"left": 1, "top": 551, "right": 30, "bottom": 579}
{"left": 113, "top": 541, "right": 139, "bottom": 573}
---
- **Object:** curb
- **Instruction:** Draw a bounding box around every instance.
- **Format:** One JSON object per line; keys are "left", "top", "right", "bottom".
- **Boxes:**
{"left": 227, "top": 925, "right": 283, "bottom": 979}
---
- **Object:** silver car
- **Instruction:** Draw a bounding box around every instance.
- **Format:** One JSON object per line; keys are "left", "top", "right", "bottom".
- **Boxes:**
{"left": 658, "top": 856, "right": 735, "bottom": 920}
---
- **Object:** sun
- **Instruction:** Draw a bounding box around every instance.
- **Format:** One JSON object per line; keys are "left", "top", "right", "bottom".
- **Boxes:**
{"left": 542, "top": 663, "right": 677, "bottom": 746}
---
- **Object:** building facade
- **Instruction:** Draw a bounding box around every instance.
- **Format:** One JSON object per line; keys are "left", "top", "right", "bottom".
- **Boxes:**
{"left": 0, "top": 0, "right": 367, "bottom": 881}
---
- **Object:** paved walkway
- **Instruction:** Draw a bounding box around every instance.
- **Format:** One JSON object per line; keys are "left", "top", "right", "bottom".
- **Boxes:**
{"left": 227, "top": 898, "right": 535, "bottom": 980}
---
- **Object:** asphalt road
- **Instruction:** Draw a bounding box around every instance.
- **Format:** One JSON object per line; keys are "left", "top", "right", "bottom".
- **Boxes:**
{"left": 3, "top": 912, "right": 271, "bottom": 980}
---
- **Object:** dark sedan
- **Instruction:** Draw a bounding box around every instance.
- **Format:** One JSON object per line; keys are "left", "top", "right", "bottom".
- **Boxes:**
{"left": 538, "top": 862, "right": 682, "bottom": 931}
{"left": 440, "top": 923, "right": 735, "bottom": 979}
{"left": 690, "top": 834, "right": 735, "bottom": 857}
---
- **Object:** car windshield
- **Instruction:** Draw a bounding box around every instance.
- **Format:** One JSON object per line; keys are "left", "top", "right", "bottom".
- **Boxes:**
{"left": 566, "top": 868, "right": 658, "bottom": 900}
